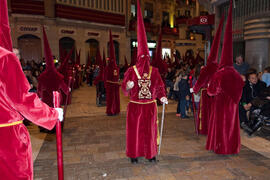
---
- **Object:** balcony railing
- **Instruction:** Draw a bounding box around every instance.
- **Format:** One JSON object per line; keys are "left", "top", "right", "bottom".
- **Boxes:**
{"left": 11, "top": 0, "right": 44, "bottom": 15}
{"left": 176, "top": 15, "right": 215, "bottom": 26}
{"left": 129, "top": 19, "right": 155, "bottom": 33}
{"left": 56, "top": 0, "right": 125, "bottom": 15}
{"left": 56, "top": 4, "right": 125, "bottom": 26}
{"left": 162, "top": 27, "right": 179, "bottom": 37}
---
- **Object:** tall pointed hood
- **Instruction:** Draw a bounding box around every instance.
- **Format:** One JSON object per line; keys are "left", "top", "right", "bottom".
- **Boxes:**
{"left": 94, "top": 46, "right": 105, "bottom": 84}
{"left": 75, "top": 49, "right": 81, "bottom": 65}
{"left": 87, "top": 52, "right": 92, "bottom": 68}
{"left": 152, "top": 31, "right": 168, "bottom": 75}
{"left": 219, "top": 0, "right": 233, "bottom": 68}
{"left": 136, "top": 0, "right": 150, "bottom": 75}
{"left": 43, "top": 27, "right": 55, "bottom": 71}
{"left": 207, "top": 15, "right": 224, "bottom": 65}
{"left": 58, "top": 46, "right": 74, "bottom": 73}
{"left": 96, "top": 47, "right": 102, "bottom": 67}
{"left": 192, "top": 15, "right": 225, "bottom": 93}
{"left": 109, "top": 30, "right": 117, "bottom": 67}
{"left": 156, "top": 30, "right": 162, "bottom": 63}
{"left": 0, "top": 0, "right": 13, "bottom": 51}
{"left": 102, "top": 49, "right": 106, "bottom": 67}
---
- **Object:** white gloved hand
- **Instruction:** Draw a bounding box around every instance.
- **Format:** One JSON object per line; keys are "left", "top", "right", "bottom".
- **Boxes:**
{"left": 55, "top": 108, "right": 64, "bottom": 122}
{"left": 126, "top": 81, "right": 134, "bottom": 90}
{"left": 160, "top": 97, "right": 168, "bottom": 104}
{"left": 190, "top": 88, "right": 194, "bottom": 93}
{"left": 69, "top": 88, "right": 72, "bottom": 92}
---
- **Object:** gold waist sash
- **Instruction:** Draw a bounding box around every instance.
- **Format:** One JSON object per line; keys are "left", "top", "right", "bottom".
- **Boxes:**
{"left": 129, "top": 100, "right": 156, "bottom": 104}
{"left": 0, "top": 121, "right": 23, "bottom": 128}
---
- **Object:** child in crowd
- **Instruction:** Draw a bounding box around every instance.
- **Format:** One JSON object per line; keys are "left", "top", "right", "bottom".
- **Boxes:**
{"left": 262, "top": 66, "right": 270, "bottom": 87}
{"left": 178, "top": 72, "right": 190, "bottom": 118}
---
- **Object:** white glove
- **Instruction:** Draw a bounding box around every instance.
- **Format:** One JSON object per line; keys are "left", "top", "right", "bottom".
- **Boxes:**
{"left": 190, "top": 88, "right": 194, "bottom": 93}
{"left": 160, "top": 97, "right": 168, "bottom": 104}
{"left": 126, "top": 81, "right": 134, "bottom": 90}
{"left": 55, "top": 108, "right": 64, "bottom": 122}
{"left": 69, "top": 88, "right": 72, "bottom": 92}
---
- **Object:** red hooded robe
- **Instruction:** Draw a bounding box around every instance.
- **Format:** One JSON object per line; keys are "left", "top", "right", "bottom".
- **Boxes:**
{"left": 192, "top": 15, "right": 224, "bottom": 135}
{"left": 206, "top": 0, "right": 244, "bottom": 154}
{"left": 105, "top": 30, "right": 120, "bottom": 115}
{"left": 122, "top": 0, "right": 166, "bottom": 159}
{"left": 0, "top": 2, "right": 59, "bottom": 179}
{"left": 38, "top": 27, "right": 69, "bottom": 107}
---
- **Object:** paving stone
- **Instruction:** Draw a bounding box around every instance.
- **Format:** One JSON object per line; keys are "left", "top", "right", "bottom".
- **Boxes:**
{"left": 33, "top": 85, "right": 270, "bottom": 180}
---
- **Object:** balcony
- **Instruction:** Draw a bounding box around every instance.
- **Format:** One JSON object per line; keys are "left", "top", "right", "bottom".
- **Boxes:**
{"left": 11, "top": 0, "right": 44, "bottom": 15}
{"left": 176, "top": 15, "right": 215, "bottom": 26}
{"left": 129, "top": 19, "right": 155, "bottom": 33}
{"left": 56, "top": 4, "right": 125, "bottom": 26}
{"left": 187, "top": 15, "right": 215, "bottom": 26}
{"left": 162, "top": 27, "right": 179, "bottom": 37}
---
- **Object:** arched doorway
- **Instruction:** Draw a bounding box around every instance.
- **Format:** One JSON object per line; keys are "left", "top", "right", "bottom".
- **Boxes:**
{"left": 59, "top": 37, "right": 75, "bottom": 62}
{"left": 107, "top": 40, "right": 119, "bottom": 65}
{"left": 85, "top": 39, "right": 99, "bottom": 64}
{"left": 18, "top": 34, "right": 42, "bottom": 63}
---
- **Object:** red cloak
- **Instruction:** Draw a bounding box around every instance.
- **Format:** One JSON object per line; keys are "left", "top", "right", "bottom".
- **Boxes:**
{"left": 0, "top": 47, "right": 58, "bottom": 180}
{"left": 206, "top": 0, "right": 244, "bottom": 154}
{"left": 122, "top": 66, "right": 166, "bottom": 159}
{"left": 38, "top": 28, "right": 69, "bottom": 107}
{"left": 207, "top": 67, "right": 243, "bottom": 154}
{"left": 105, "top": 30, "right": 120, "bottom": 115}
{"left": 192, "top": 14, "right": 224, "bottom": 135}
{"left": 104, "top": 66, "right": 120, "bottom": 115}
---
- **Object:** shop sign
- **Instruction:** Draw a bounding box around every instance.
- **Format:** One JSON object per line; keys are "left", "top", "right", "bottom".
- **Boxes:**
{"left": 17, "top": 25, "right": 40, "bottom": 33}
{"left": 86, "top": 31, "right": 100, "bottom": 37}
{"left": 200, "top": 16, "right": 208, "bottom": 24}
{"left": 59, "top": 28, "right": 76, "bottom": 35}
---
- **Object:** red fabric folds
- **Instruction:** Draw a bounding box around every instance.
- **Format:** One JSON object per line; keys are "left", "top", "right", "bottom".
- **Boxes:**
{"left": 0, "top": 47, "right": 58, "bottom": 180}
{"left": 38, "top": 27, "right": 69, "bottom": 107}
{"left": 207, "top": 67, "right": 243, "bottom": 154}
{"left": 122, "top": 67, "right": 166, "bottom": 159}
{"left": 105, "top": 30, "right": 120, "bottom": 115}
{"left": 0, "top": 0, "right": 13, "bottom": 51}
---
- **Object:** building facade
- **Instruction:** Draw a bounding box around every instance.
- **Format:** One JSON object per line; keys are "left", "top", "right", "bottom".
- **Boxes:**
{"left": 8, "top": 0, "right": 208, "bottom": 65}
{"left": 211, "top": 0, "right": 270, "bottom": 72}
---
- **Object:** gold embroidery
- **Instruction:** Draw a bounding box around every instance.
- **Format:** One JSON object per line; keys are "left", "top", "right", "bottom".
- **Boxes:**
{"left": 138, "top": 79, "right": 152, "bottom": 99}
{"left": 133, "top": 66, "right": 153, "bottom": 99}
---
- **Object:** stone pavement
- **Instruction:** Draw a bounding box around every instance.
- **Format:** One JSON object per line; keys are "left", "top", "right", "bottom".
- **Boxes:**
{"left": 32, "top": 84, "right": 270, "bottom": 180}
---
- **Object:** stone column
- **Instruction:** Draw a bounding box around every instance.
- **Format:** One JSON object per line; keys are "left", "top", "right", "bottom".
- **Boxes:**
{"left": 44, "top": 0, "right": 56, "bottom": 18}
{"left": 245, "top": 39, "right": 270, "bottom": 72}
{"left": 196, "top": 0, "right": 200, "bottom": 17}
{"left": 244, "top": 15, "right": 270, "bottom": 72}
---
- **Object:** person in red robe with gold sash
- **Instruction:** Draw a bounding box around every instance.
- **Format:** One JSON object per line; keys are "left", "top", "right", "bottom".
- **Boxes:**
{"left": 122, "top": 0, "right": 168, "bottom": 163}
{"left": 105, "top": 30, "right": 120, "bottom": 115}
{"left": 206, "top": 0, "right": 244, "bottom": 154}
{"left": 191, "top": 15, "right": 224, "bottom": 135}
{"left": 0, "top": 1, "right": 63, "bottom": 179}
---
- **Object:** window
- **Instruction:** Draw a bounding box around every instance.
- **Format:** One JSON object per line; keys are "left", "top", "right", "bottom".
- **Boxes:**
{"left": 121, "top": 0, "right": 123, "bottom": 12}
{"left": 144, "top": 3, "right": 153, "bottom": 19}
{"left": 131, "top": 4, "right": 136, "bottom": 17}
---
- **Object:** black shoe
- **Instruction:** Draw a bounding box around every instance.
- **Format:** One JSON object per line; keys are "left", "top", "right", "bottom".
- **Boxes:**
{"left": 130, "top": 158, "right": 138, "bottom": 164}
{"left": 148, "top": 157, "right": 156, "bottom": 163}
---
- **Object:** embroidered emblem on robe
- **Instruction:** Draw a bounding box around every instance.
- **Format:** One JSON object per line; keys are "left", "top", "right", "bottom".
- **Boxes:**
{"left": 138, "top": 79, "right": 151, "bottom": 99}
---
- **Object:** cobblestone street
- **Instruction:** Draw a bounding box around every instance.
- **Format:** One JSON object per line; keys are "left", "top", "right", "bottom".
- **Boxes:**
{"left": 31, "top": 85, "right": 270, "bottom": 180}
